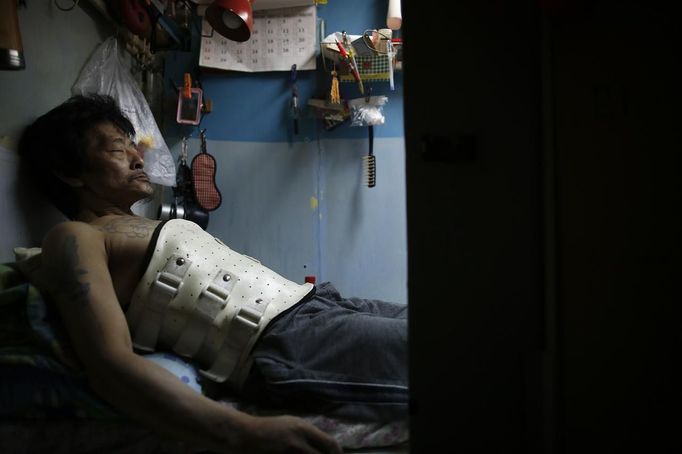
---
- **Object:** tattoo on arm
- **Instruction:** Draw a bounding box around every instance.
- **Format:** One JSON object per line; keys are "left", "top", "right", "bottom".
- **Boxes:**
{"left": 100, "top": 217, "right": 157, "bottom": 239}
{"left": 56, "top": 235, "right": 91, "bottom": 304}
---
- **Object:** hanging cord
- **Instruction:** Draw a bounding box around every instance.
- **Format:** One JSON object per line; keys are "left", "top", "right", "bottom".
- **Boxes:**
{"left": 180, "top": 136, "right": 189, "bottom": 166}
{"left": 194, "top": 78, "right": 208, "bottom": 132}
{"left": 290, "top": 64, "right": 300, "bottom": 135}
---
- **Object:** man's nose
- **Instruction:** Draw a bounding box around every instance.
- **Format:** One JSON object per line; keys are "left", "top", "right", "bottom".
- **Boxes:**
{"left": 128, "top": 146, "right": 145, "bottom": 169}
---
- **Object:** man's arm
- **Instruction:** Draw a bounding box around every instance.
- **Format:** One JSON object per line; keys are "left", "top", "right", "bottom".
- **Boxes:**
{"left": 41, "top": 222, "right": 341, "bottom": 454}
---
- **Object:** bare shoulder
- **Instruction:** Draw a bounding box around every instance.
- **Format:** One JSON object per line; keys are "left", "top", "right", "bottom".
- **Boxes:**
{"left": 18, "top": 221, "right": 104, "bottom": 298}
{"left": 46, "top": 220, "right": 100, "bottom": 236}
{"left": 42, "top": 221, "right": 104, "bottom": 252}
{"left": 41, "top": 221, "right": 108, "bottom": 272}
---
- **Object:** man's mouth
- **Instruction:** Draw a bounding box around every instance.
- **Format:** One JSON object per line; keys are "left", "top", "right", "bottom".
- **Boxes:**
{"left": 129, "top": 173, "right": 150, "bottom": 182}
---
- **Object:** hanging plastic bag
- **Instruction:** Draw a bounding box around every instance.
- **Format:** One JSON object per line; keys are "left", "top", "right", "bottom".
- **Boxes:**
{"left": 348, "top": 95, "right": 388, "bottom": 127}
{"left": 72, "top": 37, "right": 175, "bottom": 186}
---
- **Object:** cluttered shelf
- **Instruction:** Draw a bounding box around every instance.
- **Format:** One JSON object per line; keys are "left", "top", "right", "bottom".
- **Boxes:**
{"left": 320, "top": 29, "right": 402, "bottom": 87}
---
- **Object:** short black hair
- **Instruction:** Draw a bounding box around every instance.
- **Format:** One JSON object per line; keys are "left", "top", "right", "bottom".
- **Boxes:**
{"left": 17, "top": 94, "right": 136, "bottom": 219}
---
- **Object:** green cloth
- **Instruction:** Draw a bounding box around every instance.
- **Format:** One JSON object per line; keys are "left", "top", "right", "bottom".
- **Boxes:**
{"left": 0, "top": 263, "right": 72, "bottom": 371}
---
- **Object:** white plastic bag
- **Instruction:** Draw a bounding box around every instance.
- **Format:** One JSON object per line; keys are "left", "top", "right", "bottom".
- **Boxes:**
{"left": 348, "top": 96, "right": 388, "bottom": 127}
{"left": 72, "top": 37, "right": 175, "bottom": 186}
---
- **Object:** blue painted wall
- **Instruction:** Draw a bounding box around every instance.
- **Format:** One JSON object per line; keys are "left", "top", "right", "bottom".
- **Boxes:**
{"left": 166, "top": 0, "right": 407, "bottom": 304}
{"left": 173, "top": 134, "right": 406, "bottom": 304}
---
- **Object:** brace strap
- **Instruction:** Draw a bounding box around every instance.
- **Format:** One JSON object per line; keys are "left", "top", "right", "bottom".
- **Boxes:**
{"left": 132, "top": 255, "right": 192, "bottom": 352}
{"left": 173, "top": 270, "right": 236, "bottom": 357}
{"left": 199, "top": 296, "right": 271, "bottom": 382}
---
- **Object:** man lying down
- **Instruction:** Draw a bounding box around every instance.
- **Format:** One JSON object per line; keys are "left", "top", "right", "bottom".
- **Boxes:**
{"left": 15, "top": 95, "right": 407, "bottom": 454}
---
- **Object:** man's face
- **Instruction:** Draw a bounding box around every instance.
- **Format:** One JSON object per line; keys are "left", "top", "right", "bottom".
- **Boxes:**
{"left": 77, "top": 122, "right": 154, "bottom": 205}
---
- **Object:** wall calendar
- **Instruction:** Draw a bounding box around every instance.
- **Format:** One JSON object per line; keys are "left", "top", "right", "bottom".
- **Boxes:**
{"left": 199, "top": 6, "right": 318, "bottom": 72}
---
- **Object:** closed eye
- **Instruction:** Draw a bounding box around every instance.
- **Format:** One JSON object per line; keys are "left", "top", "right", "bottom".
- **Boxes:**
{"left": 107, "top": 138, "right": 135, "bottom": 153}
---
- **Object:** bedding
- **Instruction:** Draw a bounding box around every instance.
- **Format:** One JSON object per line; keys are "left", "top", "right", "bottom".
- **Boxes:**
{"left": 0, "top": 263, "right": 408, "bottom": 452}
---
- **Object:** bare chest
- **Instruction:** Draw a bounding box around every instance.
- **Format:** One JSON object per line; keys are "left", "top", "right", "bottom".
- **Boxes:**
{"left": 98, "top": 217, "right": 162, "bottom": 307}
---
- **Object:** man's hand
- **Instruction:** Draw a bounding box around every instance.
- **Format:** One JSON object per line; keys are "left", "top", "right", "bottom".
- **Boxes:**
{"left": 230, "top": 414, "right": 343, "bottom": 454}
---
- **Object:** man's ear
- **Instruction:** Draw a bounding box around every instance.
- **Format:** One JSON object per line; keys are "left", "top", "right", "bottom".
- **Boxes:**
{"left": 53, "top": 171, "right": 84, "bottom": 188}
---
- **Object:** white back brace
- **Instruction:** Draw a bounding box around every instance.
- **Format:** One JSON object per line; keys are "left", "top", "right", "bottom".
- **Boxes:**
{"left": 126, "top": 219, "right": 313, "bottom": 388}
